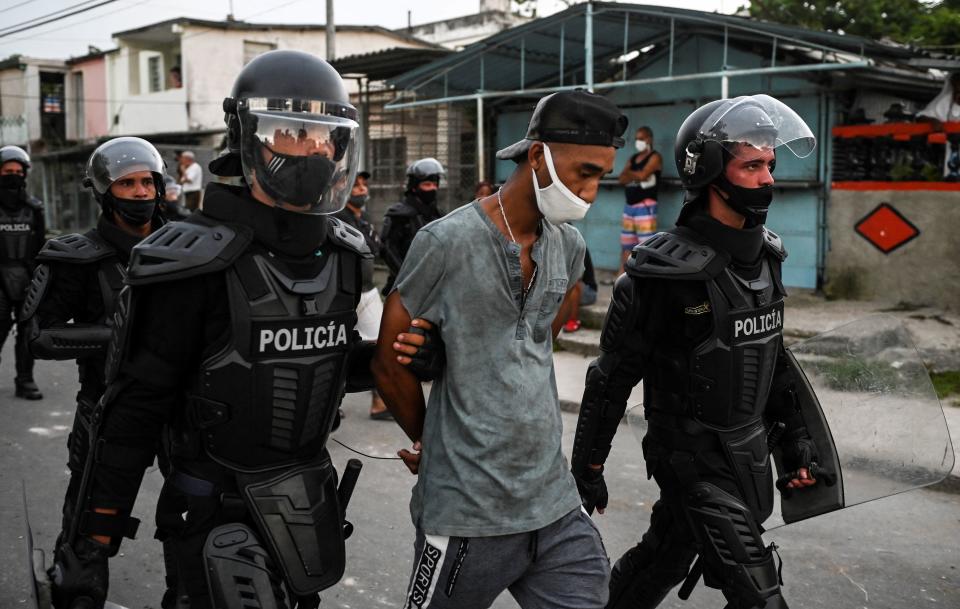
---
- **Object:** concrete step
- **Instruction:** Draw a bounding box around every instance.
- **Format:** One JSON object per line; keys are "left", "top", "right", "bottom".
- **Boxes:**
{"left": 556, "top": 327, "right": 602, "bottom": 357}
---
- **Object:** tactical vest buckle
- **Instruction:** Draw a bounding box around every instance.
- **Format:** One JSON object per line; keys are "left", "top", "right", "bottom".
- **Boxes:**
{"left": 192, "top": 397, "right": 231, "bottom": 429}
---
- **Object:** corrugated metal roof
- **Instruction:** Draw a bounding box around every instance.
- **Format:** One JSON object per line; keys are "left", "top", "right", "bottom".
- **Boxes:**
{"left": 388, "top": 2, "right": 942, "bottom": 102}
{"left": 330, "top": 47, "right": 453, "bottom": 81}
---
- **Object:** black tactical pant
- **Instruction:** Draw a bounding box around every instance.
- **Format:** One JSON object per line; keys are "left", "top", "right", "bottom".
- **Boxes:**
{"left": 0, "top": 287, "right": 34, "bottom": 382}
{"left": 607, "top": 427, "right": 786, "bottom": 609}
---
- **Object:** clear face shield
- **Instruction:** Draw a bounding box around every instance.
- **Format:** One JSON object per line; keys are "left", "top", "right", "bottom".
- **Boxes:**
{"left": 699, "top": 94, "right": 817, "bottom": 161}
{"left": 238, "top": 98, "right": 360, "bottom": 215}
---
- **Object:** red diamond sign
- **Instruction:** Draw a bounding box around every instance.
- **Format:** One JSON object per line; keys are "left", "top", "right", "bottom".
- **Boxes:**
{"left": 854, "top": 203, "right": 920, "bottom": 254}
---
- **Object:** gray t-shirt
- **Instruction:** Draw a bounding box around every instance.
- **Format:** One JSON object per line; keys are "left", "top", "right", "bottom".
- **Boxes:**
{"left": 395, "top": 200, "right": 586, "bottom": 537}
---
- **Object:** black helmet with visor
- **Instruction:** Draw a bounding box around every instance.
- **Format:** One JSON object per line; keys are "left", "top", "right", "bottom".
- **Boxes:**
{"left": 676, "top": 94, "right": 816, "bottom": 192}
{"left": 83, "top": 137, "right": 165, "bottom": 199}
{"left": 223, "top": 50, "right": 360, "bottom": 215}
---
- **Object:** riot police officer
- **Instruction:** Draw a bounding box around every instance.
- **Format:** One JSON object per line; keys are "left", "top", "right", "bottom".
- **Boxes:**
{"left": 20, "top": 137, "right": 185, "bottom": 607}
{"left": 0, "top": 145, "right": 44, "bottom": 399}
{"left": 571, "top": 95, "right": 822, "bottom": 609}
{"left": 380, "top": 157, "right": 445, "bottom": 294}
{"left": 49, "top": 50, "right": 375, "bottom": 609}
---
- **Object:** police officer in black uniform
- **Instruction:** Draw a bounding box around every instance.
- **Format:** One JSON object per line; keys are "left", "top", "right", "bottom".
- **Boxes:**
{"left": 380, "top": 157, "right": 445, "bottom": 294}
{"left": 0, "top": 145, "right": 44, "bottom": 399}
{"left": 571, "top": 95, "right": 822, "bottom": 609}
{"left": 48, "top": 50, "right": 376, "bottom": 609}
{"left": 20, "top": 136, "right": 188, "bottom": 608}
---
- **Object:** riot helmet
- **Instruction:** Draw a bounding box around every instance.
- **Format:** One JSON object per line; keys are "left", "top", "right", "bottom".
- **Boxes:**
{"left": 222, "top": 49, "right": 360, "bottom": 215}
{"left": 0, "top": 145, "right": 31, "bottom": 174}
{"left": 675, "top": 94, "right": 815, "bottom": 223}
{"left": 0, "top": 145, "right": 31, "bottom": 197}
{"left": 405, "top": 157, "right": 445, "bottom": 191}
{"left": 83, "top": 137, "right": 165, "bottom": 227}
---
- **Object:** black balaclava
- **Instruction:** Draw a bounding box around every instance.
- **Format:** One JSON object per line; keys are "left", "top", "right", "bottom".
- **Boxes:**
{"left": 0, "top": 172, "right": 26, "bottom": 210}
{"left": 708, "top": 149, "right": 774, "bottom": 227}
{"left": 253, "top": 142, "right": 338, "bottom": 207}
{"left": 679, "top": 197, "right": 765, "bottom": 278}
{"left": 202, "top": 182, "right": 328, "bottom": 259}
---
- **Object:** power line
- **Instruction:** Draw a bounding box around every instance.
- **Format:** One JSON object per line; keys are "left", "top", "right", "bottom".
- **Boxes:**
{"left": 0, "top": 0, "right": 119, "bottom": 39}
{"left": 0, "top": 0, "right": 103, "bottom": 35}
{"left": 0, "top": 0, "right": 42, "bottom": 16}
{"left": 0, "top": 0, "right": 151, "bottom": 45}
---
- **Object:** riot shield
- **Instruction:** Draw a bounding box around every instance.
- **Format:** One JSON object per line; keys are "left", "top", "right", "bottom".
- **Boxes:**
{"left": 627, "top": 315, "right": 955, "bottom": 529}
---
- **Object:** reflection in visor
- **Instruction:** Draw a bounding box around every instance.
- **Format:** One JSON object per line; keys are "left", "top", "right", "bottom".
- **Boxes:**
{"left": 239, "top": 110, "right": 359, "bottom": 214}
{"left": 701, "top": 94, "right": 816, "bottom": 159}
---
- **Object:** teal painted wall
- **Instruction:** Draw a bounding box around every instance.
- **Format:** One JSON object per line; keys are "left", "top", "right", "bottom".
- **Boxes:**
{"left": 493, "top": 35, "right": 825, "bottom": 288}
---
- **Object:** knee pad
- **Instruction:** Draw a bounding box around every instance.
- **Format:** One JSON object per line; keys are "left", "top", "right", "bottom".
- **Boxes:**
{"left": 683, "top": 482, "right": 783, "bottom": 609}
{"left": 204, "top": 523, "right": 285, "bottom": 609}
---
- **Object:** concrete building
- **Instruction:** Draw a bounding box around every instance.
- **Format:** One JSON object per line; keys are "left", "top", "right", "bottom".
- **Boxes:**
{"left": 387, "top": 2, "right": 957, "bottom": 307}
{"left": 401, "top": 0, "right": 530, "bottom": 50}
{"left": 0, "top": 55, "right": 69, "bottom": 151}
{"left": 103, "top": 18, "right": 438, "bottom": 140}
{"left": 65, "top": 48, "right": 113, "bottom": 142}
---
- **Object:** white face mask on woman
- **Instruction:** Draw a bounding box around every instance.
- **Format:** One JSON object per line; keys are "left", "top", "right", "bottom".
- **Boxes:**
{"left": 635, "top": 139, "right": 649, "bottom": 152}
{"left": 531, "top": 143, "right": 591, "bottom": 225}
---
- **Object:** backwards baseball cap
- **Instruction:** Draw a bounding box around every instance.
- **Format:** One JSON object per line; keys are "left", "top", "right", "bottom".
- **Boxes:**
{"left": 496, "top": 89, "right": 629, "bottom": 162}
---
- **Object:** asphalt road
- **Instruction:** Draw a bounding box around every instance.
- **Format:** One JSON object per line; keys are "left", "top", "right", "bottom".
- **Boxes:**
{"left": 1, "top": 345, "right": 958, "bottom": 609}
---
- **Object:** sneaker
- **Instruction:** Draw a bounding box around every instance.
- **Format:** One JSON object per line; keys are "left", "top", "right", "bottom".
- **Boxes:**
{"left": 563, "top": 319, "right": 582, "bottom": 333}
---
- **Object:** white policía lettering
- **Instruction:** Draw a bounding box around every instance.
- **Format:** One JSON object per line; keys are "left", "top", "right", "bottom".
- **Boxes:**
{"left": 733, "top": 309, "right": 783, "bottom": 338}
{"left": 259, "top": 329, "right": 275, "bottom": 352}
{"left": 258, "top": 322, "right": 351, "bottom": 352}
{"left": 0, "top": 223, "right": 30, "bottom": 232}
{"left": 275, "top": 328, "right": 292, "bottom": 351}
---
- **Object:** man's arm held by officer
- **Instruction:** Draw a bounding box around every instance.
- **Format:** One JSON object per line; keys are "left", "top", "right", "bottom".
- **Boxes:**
{"left": 373, "top": 290, "right": 428, "bottom": 473}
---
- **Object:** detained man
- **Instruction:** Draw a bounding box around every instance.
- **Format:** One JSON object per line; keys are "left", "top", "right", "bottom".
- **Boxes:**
{"left": 373, "top": 89, "right": 629, "bottom": 609}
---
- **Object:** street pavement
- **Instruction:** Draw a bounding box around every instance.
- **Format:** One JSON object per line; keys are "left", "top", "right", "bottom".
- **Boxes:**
{"left": 1, "top": 341, "right": 958, "bottom": 609}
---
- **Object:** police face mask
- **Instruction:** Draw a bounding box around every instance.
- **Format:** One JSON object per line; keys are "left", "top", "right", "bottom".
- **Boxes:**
{"left": 256, "top": 144, "right": 337, "bottom": 208}
{"left": 109, "top": 194, "right": 156, "bottom": 226}
{"left": 712, "top": 173, "right": 773, "bottom": 225}
{"left": 532, "top": 144, "right": 591, "bottom": 225}
{"left": 0, "top": 174, "right": 25, "bottom": 192}
{"left": 415, "top": 187, "right": 438, "bottom": 207}
{"left": 348, "top": 193, "right": 369, "bottom": 208}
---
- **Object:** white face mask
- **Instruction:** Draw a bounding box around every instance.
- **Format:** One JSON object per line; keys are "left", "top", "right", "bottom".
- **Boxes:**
{"left": 635, "top": 139, "right": 649, "bottom": 152}
{"left": 531, "top": 143, "right": 591, "bottom": 225}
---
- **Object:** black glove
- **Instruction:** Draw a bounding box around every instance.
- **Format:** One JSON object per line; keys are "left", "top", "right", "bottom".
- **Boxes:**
{"left": 405, "top": 324, "right": 445, "bottom": 382}
{"left": 780, "top": 425, "right": 818, "bottom": 473}
{"left": 574, "top": 466, "right": 608, "bottom": 515}
{"left": 50, "top": 536, "right": 110, "bottom": 609}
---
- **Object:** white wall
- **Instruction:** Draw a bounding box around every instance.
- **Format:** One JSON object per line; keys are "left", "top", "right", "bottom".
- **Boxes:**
{"left": 180, "top": 26, "right": 432, "bottom": 132}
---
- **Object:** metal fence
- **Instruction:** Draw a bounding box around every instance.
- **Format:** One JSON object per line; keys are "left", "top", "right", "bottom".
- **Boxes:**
{"left": 357, "top": 84, "right": 479, "bottom": 229}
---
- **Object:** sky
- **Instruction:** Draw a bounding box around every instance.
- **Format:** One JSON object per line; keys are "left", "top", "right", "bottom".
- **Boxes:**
{"left": 0, "top": 0, "right": 737, "bottom": 60}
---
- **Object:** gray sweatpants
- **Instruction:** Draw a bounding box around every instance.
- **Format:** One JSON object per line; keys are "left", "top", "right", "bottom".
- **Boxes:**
{"left": 402, "top": 507, "right": 610, "bottom": 609}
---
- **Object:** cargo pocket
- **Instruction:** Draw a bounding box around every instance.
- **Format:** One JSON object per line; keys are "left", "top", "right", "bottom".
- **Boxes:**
{"left": 532, "top": 277, "right": 568, "bottom": 342}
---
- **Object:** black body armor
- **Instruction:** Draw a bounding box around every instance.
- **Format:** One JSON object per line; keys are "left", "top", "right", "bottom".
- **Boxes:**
{"left": 116, "top": 206, "right": 371, "bottom": 595}
{"left": 24, "top": 231, "right": 124, "bottom": 366}
{"left": 631, "top": 228, "right": 786, "bottom": 431}
{"left": 0, "top": 196, "right": 43, "bottom": 300}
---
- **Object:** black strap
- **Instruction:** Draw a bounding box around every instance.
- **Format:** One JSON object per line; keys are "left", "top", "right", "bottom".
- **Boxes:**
{"left": 234, "top": 254, "right": 270, "bottom": 301}
{"left": 78, "top": 510, "right": 140, "bottom": 539}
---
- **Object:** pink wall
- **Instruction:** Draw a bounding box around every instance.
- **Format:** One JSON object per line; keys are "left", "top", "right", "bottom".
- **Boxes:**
{"left": 72, "top": 56, "right": 108, "bottom": 139}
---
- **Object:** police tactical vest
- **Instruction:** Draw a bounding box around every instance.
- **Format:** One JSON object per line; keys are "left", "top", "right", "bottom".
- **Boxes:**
{"left": 124, "top": 214, "right": 369, "bottom": 473}
{"left": 188, "top": 248, "right": 359, "bottom": 472}
{"left": 0, "top": 202, "right": 36, "bottom": 262}
{"left": 627, "top": 227, "right": 787, "bottom": 430}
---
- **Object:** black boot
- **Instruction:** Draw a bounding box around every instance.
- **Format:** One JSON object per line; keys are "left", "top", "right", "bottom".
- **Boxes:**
{"left": 15, "top": 378, "right": 42, "bottom": 400}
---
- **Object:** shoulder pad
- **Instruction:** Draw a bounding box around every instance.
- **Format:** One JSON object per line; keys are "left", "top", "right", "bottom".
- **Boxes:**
{"left": 126, "top": 218, "right": 252, "bottom": 285}
{"left": 327, "top": 217, "right": 373, "bottom": 259}
{"left": 385, "top": 202, "right": 417, "bottom": 217}
{"left": 625, "top": 229, "right": 728, "bottom": 280}
{"left": 762, "top": 227, "right": 787, "bottom": 261}
{"left": 25, "top": 196, "right": 43, "bottom": 211}
{"left": 37, "top": 232, "right": 115, "bottom": 264}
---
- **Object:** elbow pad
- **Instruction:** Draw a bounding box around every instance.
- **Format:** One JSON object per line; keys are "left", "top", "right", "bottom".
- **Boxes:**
{"left": 31, "top": 325, "right": 112, "bottom": 360}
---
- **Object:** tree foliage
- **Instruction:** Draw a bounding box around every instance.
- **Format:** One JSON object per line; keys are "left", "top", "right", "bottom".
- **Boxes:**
{"left": 746, "top": 0, "right": 960, "bottom": 49}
